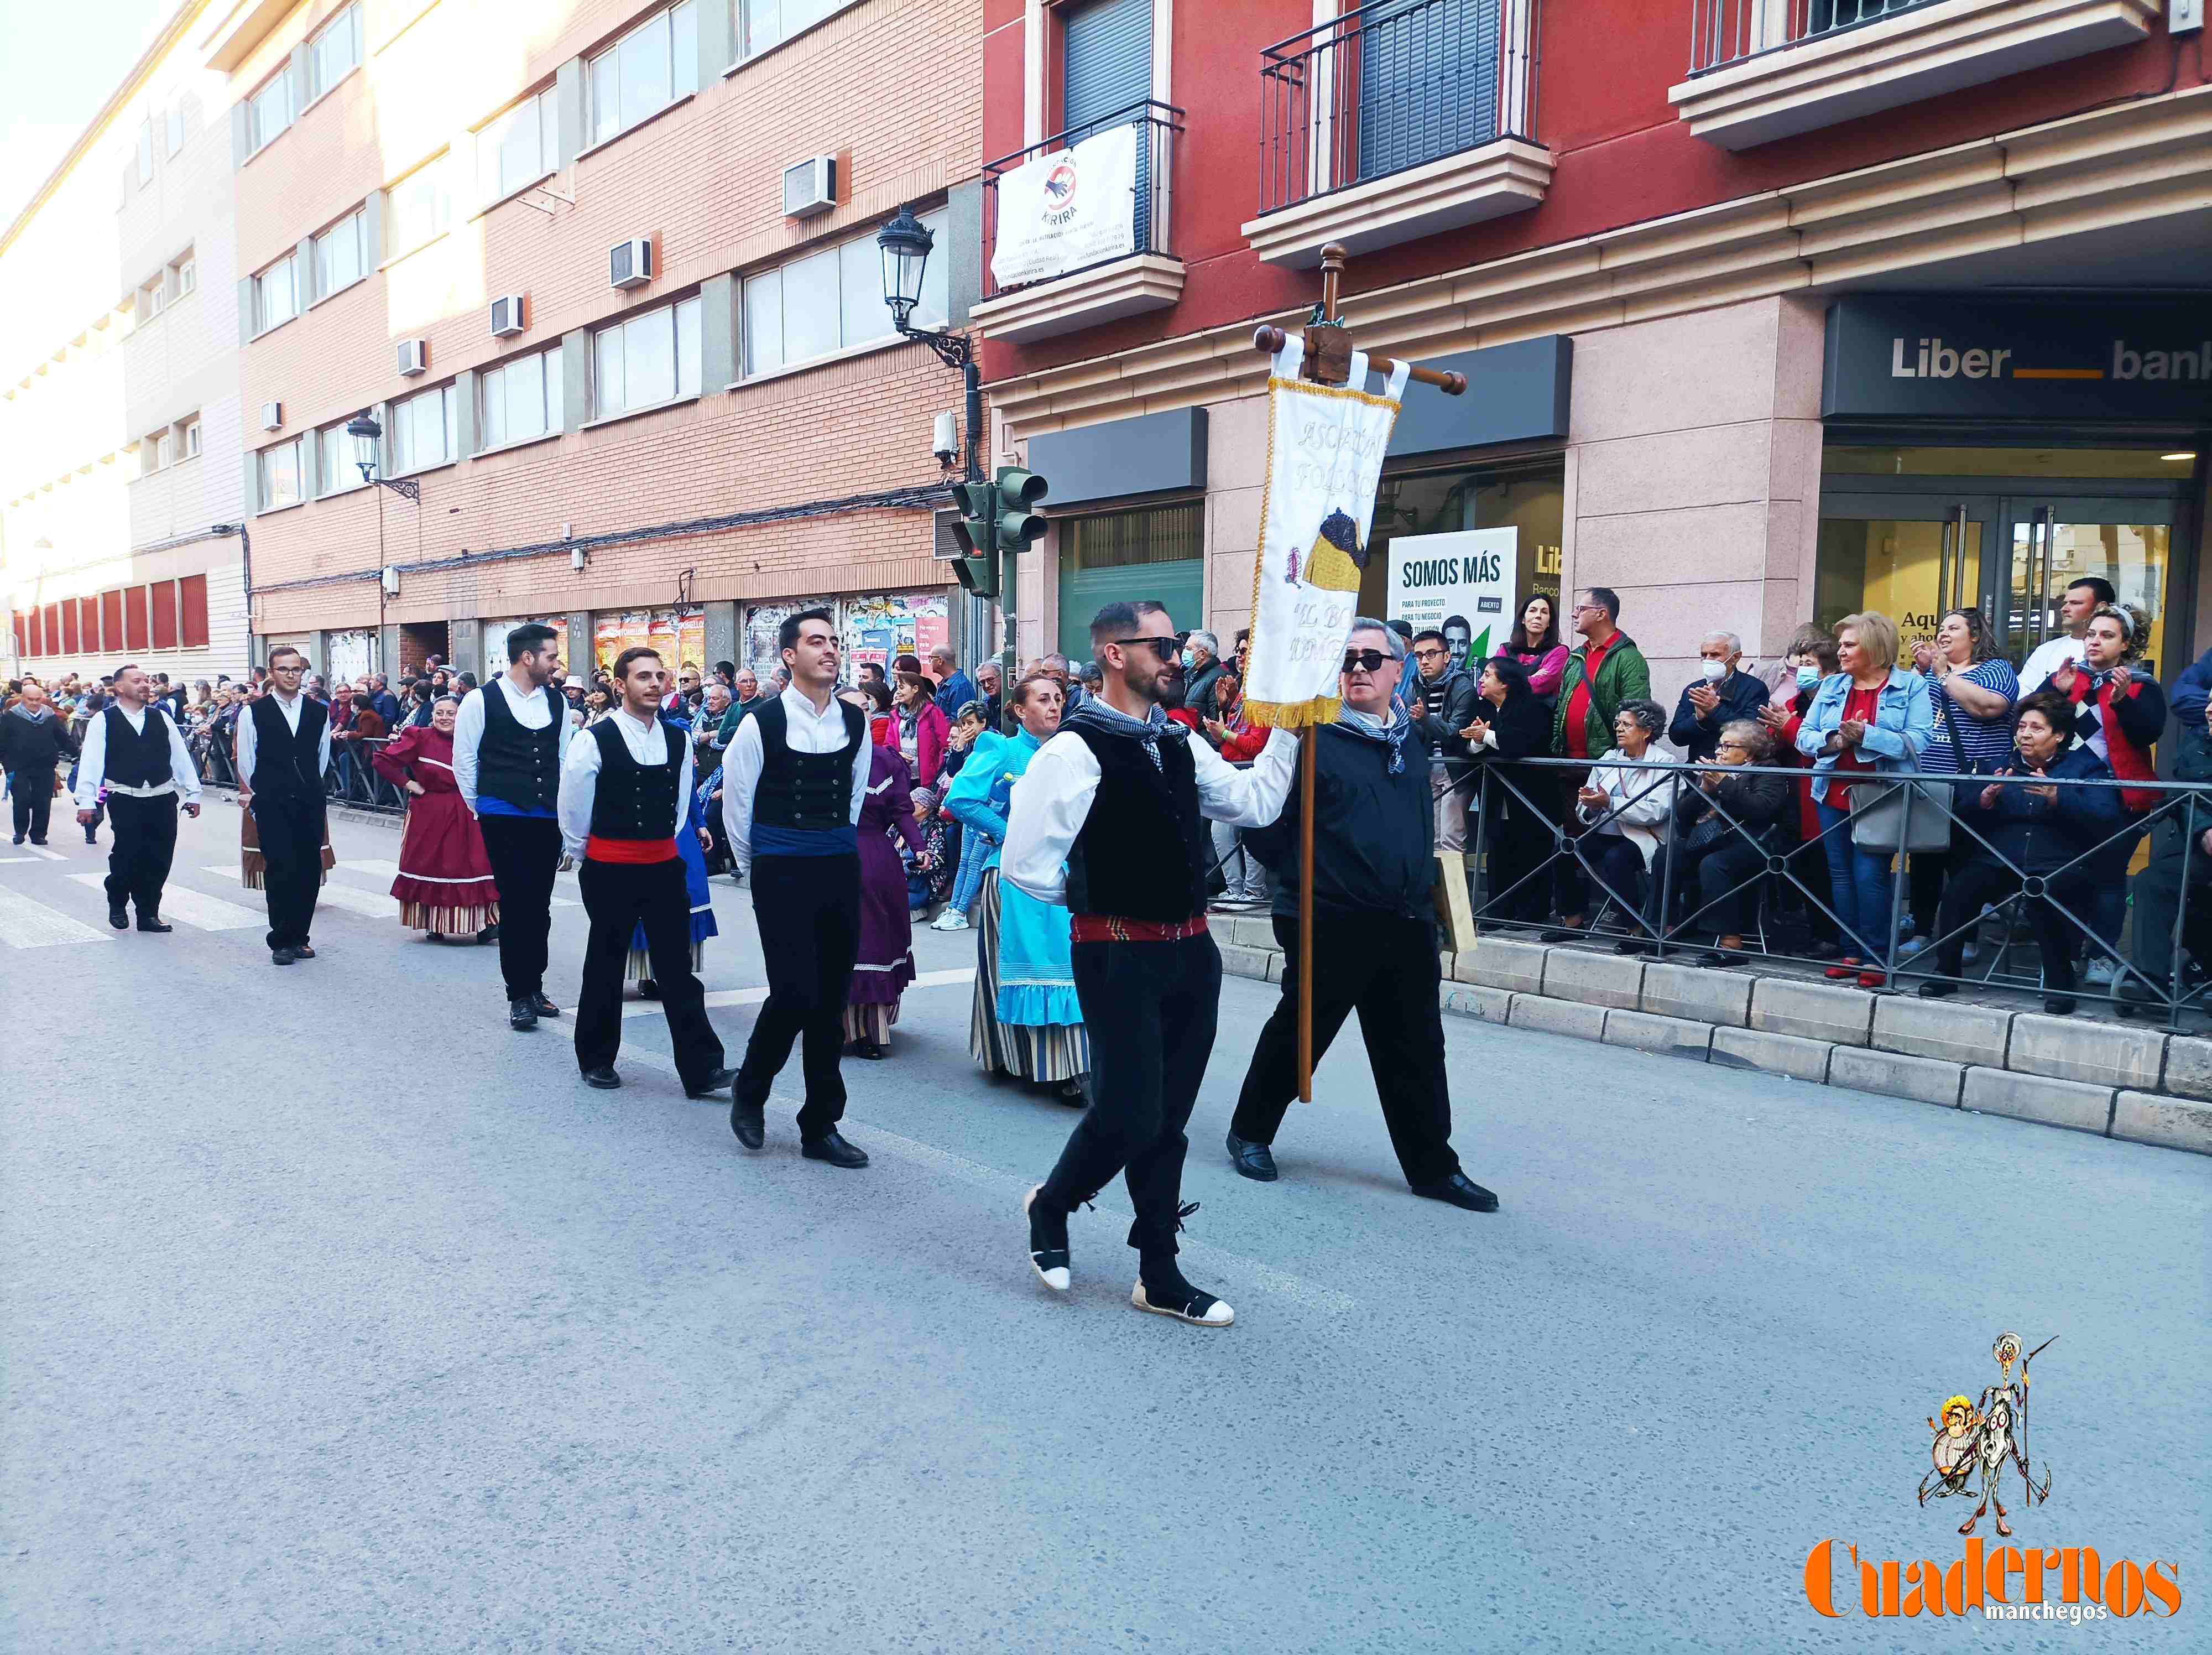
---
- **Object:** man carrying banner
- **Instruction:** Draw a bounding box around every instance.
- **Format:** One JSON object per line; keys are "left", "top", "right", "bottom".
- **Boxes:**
{"left": 1004, "top": 601, "right": 1298, "bottom": 1328}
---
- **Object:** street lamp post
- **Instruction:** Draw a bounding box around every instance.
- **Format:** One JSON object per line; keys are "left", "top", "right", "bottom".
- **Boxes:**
{"left": 877, "top": 205, "right": 1011, "bottom": 716}
{"left": 344, "top": 413, "right": 422, "bottom": 672}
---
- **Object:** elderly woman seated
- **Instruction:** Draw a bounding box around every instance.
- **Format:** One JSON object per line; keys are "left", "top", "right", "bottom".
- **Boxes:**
{"left": 1552, "top": 698, "right": 1679, "bottom": 939}
{"left": 1622, "top": 719, "right": 1793, "bottom": 965}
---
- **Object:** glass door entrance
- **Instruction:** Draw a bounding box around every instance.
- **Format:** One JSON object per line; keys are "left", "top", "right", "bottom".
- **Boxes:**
{"left": 2005, "top": 499, "right": 2175, "bottom": 673}
{"left": 1815, "top": 499, "right": 1989, "bottom": 641}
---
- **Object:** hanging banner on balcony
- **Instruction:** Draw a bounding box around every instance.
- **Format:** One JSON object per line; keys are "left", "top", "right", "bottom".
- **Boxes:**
{"left": 989, "top": 121, "right": 1138, "bottom": 289}
{"left": 1242, "top": 336, "right": 1411, "bottom": 729}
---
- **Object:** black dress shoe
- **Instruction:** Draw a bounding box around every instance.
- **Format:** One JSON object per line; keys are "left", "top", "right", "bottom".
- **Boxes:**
{"left": 9, "top": 833, "right": 19, "bottom": 845}
{"left": 508, "top": 998, "right": 539, "bottom": 1031}
{"left": 29, "top": 837, "right": 47, "bottom": 846}
{"left": 581, "top": 1066, "right": 622, "bottom": 1089}
{"left": 476, "top": 923, "right": 499, "bottom": 945}
{"left": 271, "top": 947, "right": 299, "bottom": 965}
{"left": 292, "top": 944, "right": 315, "bottom": 959}
{"left": 729, "top": 1095, "right": 765, "bottom": 1149}
{"left": 2043, "top": 994, "right": 2078, "bottom": 1016}
{"left": 637, "top": 979, "right": 661, "bottom": 1000}
{"left": 683, "top": 1065, "right": 737, "bottom": 1101}
{"left": 1539, "top": 927, "right": 1582, "bottom": 944}
{"left": 854, "top": 1040, "right": 886, "bottom": 1060}
{"left": 801, "top": 1131, "right": 869, "bottom": 1168}
{"left": 527, "top": 992, "right": 560, "bottom": 1018}
{"left": 1916, "top": 980, "right": 1957, "bottom": 1000}
{"left": 85, "top": 828, "right": 98, "bottom": 844}
{"left": 108, "top": 905, "right": 129, "bottom": 930}
{"left": 1225, "top": 1131, "right": 1279, "bottom": 1182}
{"left": 1693, "top": 949, "right": 1735, "bottom": 969}
{"left": 1411, "top": 1172, "right": 1500, "bottom": 1212}
{"left": 135, "top": 915, "right": 174, "bottom": 933}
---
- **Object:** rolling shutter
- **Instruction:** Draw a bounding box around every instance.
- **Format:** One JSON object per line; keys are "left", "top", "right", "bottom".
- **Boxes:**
{"left": 1358, "top": 0, "right": 1500, "bottom": 185}
{"left": 1062, "top": 0, "right": 1153, "bottom": 253}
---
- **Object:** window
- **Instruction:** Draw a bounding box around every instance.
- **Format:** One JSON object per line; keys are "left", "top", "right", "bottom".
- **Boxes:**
{"left": 741, "top": 209, "right": 945, "bottom": 377}
{"left": 139, "top": 436, "right": 163, "bottom": 478}
{"left": 165, "top": 103, "right": 185, "bottom": 155}
{"left": 477, "top": 89, "right": 558, "bottom": 204}
{"left": 592, "top": 298, "right": 700, "bottom": 417}
{"left": 253, "top": 253, "right": 298, "bottom": 333}
{"left": 155, "top": 430, "right": 176, "bottom": 470}
{"left": 183, "top": 418, "right": 201, "bottom": 457}
{"left": 137, "top": 122, "right": 154, "bottom": 185}
{"left": 386, "top": 157, "right": 452, "bottom": 259}
{"left": 588, "top": 1, "right": 698, "bottom": 147}
{"left": 312, "top": 210, "right": 366, "bottom": 299}
{"left": 392, "top": 382, "right": 459, "bottom": 472}
{"left": 138, "top": 279, "right": 166, "bottom": 324}
{"left": 739, "top": 0, "right": 846, "bottom": 58}
{"left": 124, "top": 586, "right": 149, "bottom": 652}
{"left": 318, "top": 422, "right": 366, "bottom": 495}
{"left": 308, "top": 4, "right": 362, "bottom": 101}
{"left": 480, "top": 345, "right": 565, "bottom": 448}
{"left": 151, "top": 581, "right": 179, "bottom": 650}
{"left": 247, "top": 69, "right": 293, "bottom": 153}
{"left": 175, "top": 254, "right": 196, "bottom": 296}
{"left": 258, "top": 438, "right": 304, "bottom": 509}
{"left": 180, "top": 574, "right": 209, "bottom": 648}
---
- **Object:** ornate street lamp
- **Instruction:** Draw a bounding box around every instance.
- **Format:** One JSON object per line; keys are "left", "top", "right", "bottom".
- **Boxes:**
{"left": 343, "top": 412, "right": 419, "bottom": 502}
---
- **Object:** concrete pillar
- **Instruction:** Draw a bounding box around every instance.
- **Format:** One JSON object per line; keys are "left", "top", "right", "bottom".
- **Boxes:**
{"left": 566, "top": 611, "right": 592, "bottom": 674}
{"left": 703, "top": 600, "right": 737, "bottom": 672}
{"left": 450, "top": 618, "right": 482, "bottom": 681}
{"left": 379, "top": 623, "right": 400, "bottom": 676}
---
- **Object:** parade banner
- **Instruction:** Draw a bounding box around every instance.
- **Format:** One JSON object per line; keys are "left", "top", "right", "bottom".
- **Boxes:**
{"left": 1386, "top": 527, "right": 1518, "bottom": 670}
{"left": 989, "top": 122, "right": 1138, "bottom": 290}
{"left": 1242, "top": 337, "right": 1410, "bottom": 728}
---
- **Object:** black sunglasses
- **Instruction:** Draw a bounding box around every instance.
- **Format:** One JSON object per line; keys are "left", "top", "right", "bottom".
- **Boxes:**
{"left": 1108, "top": 637, "right": 1180, "bottom": 660}
{"left": 1342, "top": 649, "right": 1393, "bottom": 673}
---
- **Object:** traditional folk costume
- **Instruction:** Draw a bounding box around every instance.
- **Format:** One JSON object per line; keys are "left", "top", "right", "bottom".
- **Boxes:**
{"left": 72, "top": 699, "right": 200, "bottom": 929}
{"left": 628, "top": 773, "right": 718, "bottom": 989}
{"left": 453, "top": 674, "right": 573, "bottom": 1019}
{"left": 1004, "top": 699, "right": 1297, "bottom": 1324}
{"left": 372, "top": 724, "right": 500, "bottom": 937}
{"left": 234, "top": 691, "right": 330, "bottom": 959}
{"left": 945, "top": 726, "right": 1089, "bottom": 1096}
{"left": 846, "top": 743, "right": 925, "bottom": 1050}
{"left": 559, "top": 706, "right": 726, "bottom": 1092}
{"left": 721, "top": 685, "right": 872, "bottom": 1162}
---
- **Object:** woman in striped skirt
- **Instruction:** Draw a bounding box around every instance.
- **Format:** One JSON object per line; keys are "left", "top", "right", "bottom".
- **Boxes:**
{"left": 369, "top": 695, "right": 494, "bottom": 940}
{"left": 944, "top": 672, "right": 1089, "bottom": 1102}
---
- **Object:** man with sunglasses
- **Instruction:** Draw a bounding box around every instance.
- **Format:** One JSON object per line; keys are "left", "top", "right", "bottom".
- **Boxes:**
{"left": 1224, "top": 622, "right": 1498, "bottom": 1213}
{"left": 1003, "top": 600, "right": 1298, "bottom": 1328}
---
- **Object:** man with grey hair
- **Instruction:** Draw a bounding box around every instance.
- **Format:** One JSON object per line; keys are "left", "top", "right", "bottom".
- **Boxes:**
{"left": 1667, "top": 628, "right": 1767, "bottom": 764}
{"left": 1181, "top": 630, "right": 1225, "bottom": 723}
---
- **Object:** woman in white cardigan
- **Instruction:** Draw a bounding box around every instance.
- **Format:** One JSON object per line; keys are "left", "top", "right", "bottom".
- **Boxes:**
{"left": 1565, "top": 698, "right": 1679, "bottom": 933}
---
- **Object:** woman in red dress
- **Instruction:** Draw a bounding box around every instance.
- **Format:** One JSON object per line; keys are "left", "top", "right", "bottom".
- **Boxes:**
{"left": 371, "top": 695, "right": 500, "bottom": 942}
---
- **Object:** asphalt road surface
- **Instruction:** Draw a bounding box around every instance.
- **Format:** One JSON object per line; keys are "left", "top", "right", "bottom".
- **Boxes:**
{"left": 5, "top": 802, "right": 2208, "bottom": 1652}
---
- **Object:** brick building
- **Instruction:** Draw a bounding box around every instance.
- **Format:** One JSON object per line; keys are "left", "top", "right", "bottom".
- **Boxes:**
{"left": 976, "top": 0, "right": 2210, "bottom": 696}
{"left": 213, "top": 0, "right": 987, "bottom": 684}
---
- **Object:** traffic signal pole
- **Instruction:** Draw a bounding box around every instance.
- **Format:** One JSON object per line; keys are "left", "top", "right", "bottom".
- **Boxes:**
{"left": 957, "top": 354, "right": 1017, "bottom": 729}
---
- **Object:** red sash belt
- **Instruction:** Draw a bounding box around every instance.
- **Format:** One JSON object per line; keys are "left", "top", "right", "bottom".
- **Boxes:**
{"left": 586, "top": 834, "right": 678, "bottom": 864}
{"left": 1068, "top": 913, "right": 1209, "bottom": 943}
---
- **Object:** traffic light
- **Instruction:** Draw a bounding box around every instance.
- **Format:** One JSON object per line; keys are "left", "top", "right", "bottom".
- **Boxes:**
{"left": 993, "top": 466, "right": 1049, "bottom": 553}
{"left": 946, "top": 478, "right": 999, "bottom": 598}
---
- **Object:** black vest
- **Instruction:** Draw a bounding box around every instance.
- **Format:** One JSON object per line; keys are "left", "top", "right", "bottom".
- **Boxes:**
{"left": 1063, "top": 722, "right": 1209, "bottom": 923}
{"left": 586, "top": 716, "right": 682, "bottom": 843}
{"left": 476, "top": 680, "right": 564, "bottom": 812}
{"left": 102, "top": 706, "right": 175, "bottom": 787}
{"left": 247, "top": 695, "right": 328, "bottom": 798}
{"left": 753, "top": 697, "right": 865, "bottom": 831}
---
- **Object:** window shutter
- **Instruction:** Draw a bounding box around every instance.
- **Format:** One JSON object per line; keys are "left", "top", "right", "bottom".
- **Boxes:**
{"left": 180, "top": 575, "right": 210, "bottom": 649}
{"left": 79, "top": 596, "right": 101, "bottom": 653}
{"left": 102, "top": 590, "right": 125, "bottom": 652}
{"left": 126, "top": 586, "right": 151, "bottom": 652}
{"left": 152, "top": 581, "right": 179, "bottom": 649}
{"left": 1358, "top": 0, "right": 1500, "bottom": 184}
{"left": 1061, "top": 0, "right": 1153, "bottom": 253}
{"left": 62, "top": 603, "right": 80, "bottom": 654}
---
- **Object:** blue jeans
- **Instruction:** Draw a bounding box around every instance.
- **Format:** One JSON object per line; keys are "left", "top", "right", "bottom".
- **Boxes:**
{"left": 1815, "top": 800, "right": 1897, "bottom": 965}
{"left": 949, "top": 836, "right": 992, "bottom": 915}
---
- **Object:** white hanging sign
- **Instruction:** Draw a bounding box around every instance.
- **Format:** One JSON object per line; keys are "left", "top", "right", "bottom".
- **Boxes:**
{"left": 989, "top": 123, "right": 1139, "bottom": 290}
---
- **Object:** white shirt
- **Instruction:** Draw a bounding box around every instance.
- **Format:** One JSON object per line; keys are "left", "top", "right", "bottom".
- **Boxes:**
{"left": 73, "top": 701, "right": 201, "bottom": 810}
{"left": 232, "top": 692, "right": 332, "bottom": 793}
{"left": 718, "top": 684, "right": 870, "bottom": 877}
{"left": 557, "top": 705, "right": 695, "bottom": 863}
{"left": 1000, "top": 722, "right": 1299, "bottom": 907}
{"left": 451, "top": 672, "right": 573, "bottom": 814}
{"left": 2018, "top": 634, "right": 2083, "bottom": 695}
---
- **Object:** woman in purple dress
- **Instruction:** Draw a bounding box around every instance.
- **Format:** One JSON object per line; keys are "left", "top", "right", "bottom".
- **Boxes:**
{"left": 843, "top": 691, "right": 930, "bottom": 1059}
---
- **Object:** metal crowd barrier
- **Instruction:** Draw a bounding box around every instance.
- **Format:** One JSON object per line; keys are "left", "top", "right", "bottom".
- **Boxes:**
{"left": 1443, "top": 753, "right": 2209, "bottom": 1029}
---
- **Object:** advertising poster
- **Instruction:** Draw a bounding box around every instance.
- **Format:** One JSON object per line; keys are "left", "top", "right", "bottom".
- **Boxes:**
{"left": 989, "top": 122, "right": 1138, "bottom": 290}
{"left": 1386, "top": 528, "right": 1519, "bottom": 670}
{"left": 483, "top": 616, "right": 568, "bottom": 681}
{"left": 742, "top": 597, "right": 839, "bottom": 678}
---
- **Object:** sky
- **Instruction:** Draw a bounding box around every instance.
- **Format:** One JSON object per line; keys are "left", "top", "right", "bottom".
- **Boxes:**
{"left": 0, "top": 0, "right": 177, "bottom": 232}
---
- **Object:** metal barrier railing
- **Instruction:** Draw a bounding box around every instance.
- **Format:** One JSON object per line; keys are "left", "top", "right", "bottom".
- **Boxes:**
{"left": 1688, "top": 0, "right": 1939, "bottom": 76}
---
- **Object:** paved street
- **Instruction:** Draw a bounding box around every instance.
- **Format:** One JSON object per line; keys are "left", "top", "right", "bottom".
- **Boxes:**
{"left": 4, "top": 801, "right": 2209, "bottom": 1652}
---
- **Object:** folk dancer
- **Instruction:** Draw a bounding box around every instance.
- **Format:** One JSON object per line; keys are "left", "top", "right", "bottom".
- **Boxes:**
{"left": 371, "top": 694, "right": 500, "bottom": 942}
{"left": 234, "top": 646, "right": 330, "bottom": 964}
{"left": 844, "top": 714, "right": 928, "bottom": 1060}
{"left": 1003, "top": 601, "right": 1298, "bottom": 1328}
{"left": 72, "top": 663, "right": 200, "bottom": 930}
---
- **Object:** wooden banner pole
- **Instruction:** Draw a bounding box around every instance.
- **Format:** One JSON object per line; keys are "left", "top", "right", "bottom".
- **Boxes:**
{"left": 1297, "top": 725, "right": 1317, "bottom": 1102}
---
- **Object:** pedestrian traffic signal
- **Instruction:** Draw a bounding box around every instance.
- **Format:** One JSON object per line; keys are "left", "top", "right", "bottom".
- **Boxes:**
{"left": 993, "top": 466, "right": 1049, "bottom": 554}
{"left": 946, "top": 478, "right": 1000, "bottom": 598}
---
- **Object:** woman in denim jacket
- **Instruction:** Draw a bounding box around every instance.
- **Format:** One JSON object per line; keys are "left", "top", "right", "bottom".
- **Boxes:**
{"left": 1794, "top": 611, "right": 1934, "bottom": 987}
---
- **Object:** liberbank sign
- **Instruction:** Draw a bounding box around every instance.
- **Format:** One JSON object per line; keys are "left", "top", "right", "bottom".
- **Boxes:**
{"left": 1823, "top": 295, "right": 2212, "bottom": 423}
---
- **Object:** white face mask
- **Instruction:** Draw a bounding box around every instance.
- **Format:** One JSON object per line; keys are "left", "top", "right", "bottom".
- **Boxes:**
{"left": 1700, "top": 660, "right": 1728, "bottom": 684}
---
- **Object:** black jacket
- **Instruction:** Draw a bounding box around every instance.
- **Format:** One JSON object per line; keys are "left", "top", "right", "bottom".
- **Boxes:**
{"left": 0, "top": 706, "right": 75, "bottom": 772}
{"left": 1407, "top": 666, "right": 1480, "bottom": 778}
{"left": 1668, "top": 669, "right": 1771, "bottom": 763}
{"left": 1247, "top": 720, "right": 1436, "bottom": 922}
{"left": 1957, "top": 745, "right": 2124, "bottom": 874}
{"left": 1671, "top": 765, "right": 1792, "bottom": 847}
{"left": 1184, "top": 659, "right": 1227, "bottom": 725}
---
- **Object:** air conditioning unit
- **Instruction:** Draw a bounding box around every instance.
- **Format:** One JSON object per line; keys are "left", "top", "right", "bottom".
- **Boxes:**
{"left": 259, "top": 400, "right": 283, "bottom": 431}
{"left": 609, "top": 237, "right": 653, "bottom": 290}
{"left": 396, "top": 339, "right": 428, "bottom": 377}
{"left": 488, "top": 295, "right": 525, "bottom": 338}
{"left": 782, "top": 156, "right": 836, "bottom": 218}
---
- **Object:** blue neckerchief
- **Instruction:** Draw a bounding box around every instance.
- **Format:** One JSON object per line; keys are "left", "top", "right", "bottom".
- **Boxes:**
{"left": 1334, "top": 704, "right": 1410, "bottom": 774}
{"left": 1066, "top": 695, "right": 1173, "bottom": 770}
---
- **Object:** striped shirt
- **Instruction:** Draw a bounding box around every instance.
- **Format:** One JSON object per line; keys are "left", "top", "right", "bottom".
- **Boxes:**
{"left": 1919, "top": 659, "right": 2020, "bottom": 776}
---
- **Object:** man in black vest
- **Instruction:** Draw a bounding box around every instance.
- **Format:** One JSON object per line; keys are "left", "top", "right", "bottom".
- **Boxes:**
{"left": 558, "top": 646, "right": 733, "bottom": 1095}
{"left": 1002, "top": 601, "right": 1298, "bottom": 1328}
{"left": 72, "top": 663, "right": 201, "bottom": 929}
{"left": 453, "top": 623, "right": 572, "bottom": 1029}
{"left": 1225, "top": 620, "right": 1498, "bottom": 1212}
{"left": 718, "top": 607, "right": 870, "bottom": 1168}
{"left": 235, "top": 647, "right": 331, "bottom": 963}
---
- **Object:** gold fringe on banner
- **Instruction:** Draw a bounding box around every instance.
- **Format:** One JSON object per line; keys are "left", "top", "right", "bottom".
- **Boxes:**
{"left": 1241, "top": 696, "right": 1340, "bottom": 730}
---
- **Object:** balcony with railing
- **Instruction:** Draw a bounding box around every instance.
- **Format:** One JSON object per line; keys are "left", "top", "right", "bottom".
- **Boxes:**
{"left": 1668, "top": 0, "right": 2161, "bottom": 149}
{"left": 969, "top": 100, "right": 1186, "bottom": 346}
{"left": 1241, "top": 0, "right": 1550, "bottom": 269}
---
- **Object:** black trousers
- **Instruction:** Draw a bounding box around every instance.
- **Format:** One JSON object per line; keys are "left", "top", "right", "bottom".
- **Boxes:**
{"left": 1037, "top": 934, "right": 1221, "bottom": 1261}
{"left": 2131, "top": 818, "right": 2212, "bottom": 983}
{"left": 1483, "top": 789, "right": 1553, "bottom": 925}
{"left": 735, "top": 853, "right": 860, "bottom": 1137}
{"left": 1931, "top": 855, "right": 2091, "bottom": 992}
{"left": 252, "top": 790, "right": 325, "bottom": 950}
{"left": 575, "top": 856, "right": 725, "bottom": 1088}
{"left": 1646, "top": 836, "right": 1767, "bottom": 939}
{"left": 478, "top": 814, "right": 564, "bottom": 997}
{"left": 9, "top": 764, "right": 56, "bottom": 842}
{"left": 1231, "top": 910, "right": 1460, "bottom": 1188}
{"left": 105, "top": 792, "right": 179, "bottom": 915}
